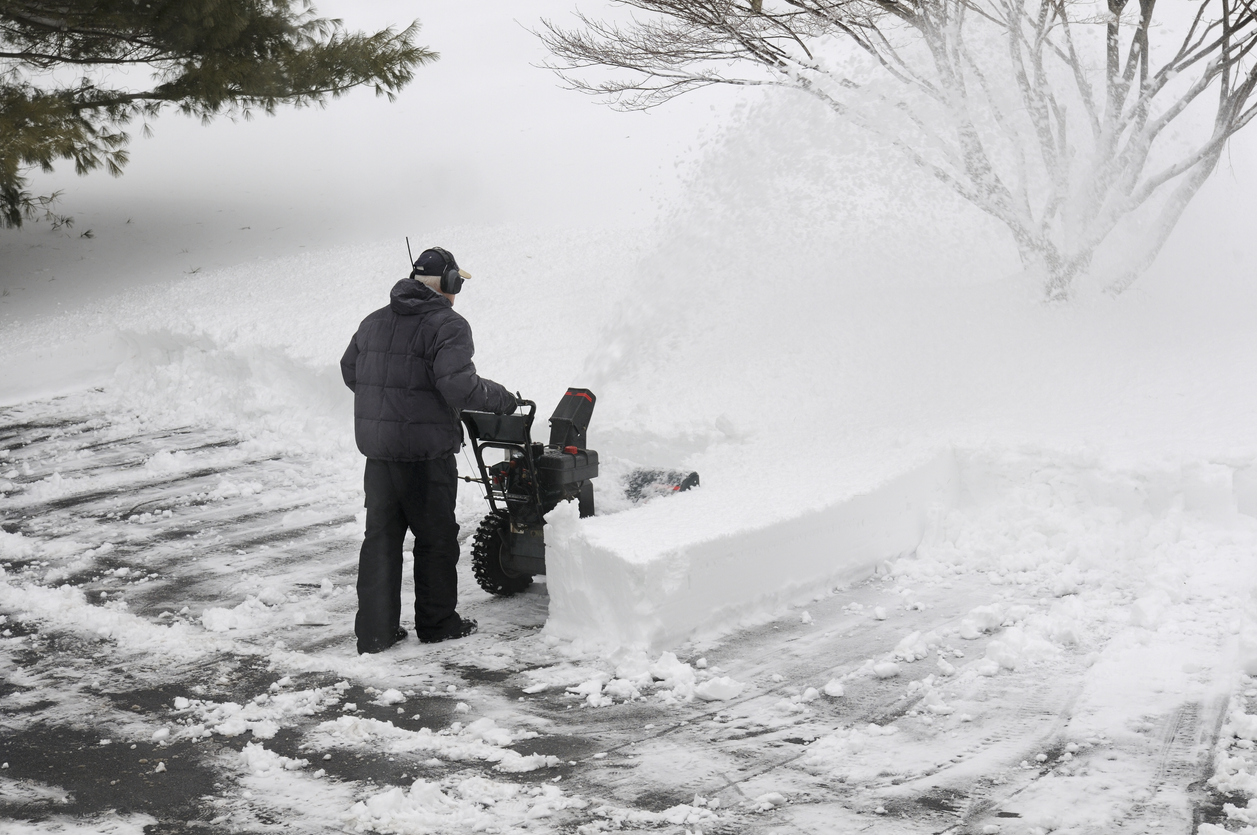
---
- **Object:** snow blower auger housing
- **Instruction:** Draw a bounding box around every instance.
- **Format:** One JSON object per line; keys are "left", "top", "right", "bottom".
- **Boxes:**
{"left": 461, "top": 388, "right": 599, "bottom": 596}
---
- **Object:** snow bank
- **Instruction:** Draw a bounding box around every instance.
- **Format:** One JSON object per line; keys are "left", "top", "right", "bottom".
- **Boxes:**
{"left": 348, "top": 777, "right": 583, "bottom": 835}
{"left": 544, "top": 451, "right": 958, "bottom": 647}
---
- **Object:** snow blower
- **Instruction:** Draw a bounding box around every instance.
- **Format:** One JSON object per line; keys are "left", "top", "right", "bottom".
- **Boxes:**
{"left": 460, "top": 388, "right": 698, "bottom": 596}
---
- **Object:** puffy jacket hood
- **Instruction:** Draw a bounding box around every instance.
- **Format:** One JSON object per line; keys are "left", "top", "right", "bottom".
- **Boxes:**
{"left": 389, "top": 278, "right": 450, "bottom": 316}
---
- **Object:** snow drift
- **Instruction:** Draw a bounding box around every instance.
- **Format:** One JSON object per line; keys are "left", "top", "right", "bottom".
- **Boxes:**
{"left": 544, "top": 451, "right": 959, "bottom": 647}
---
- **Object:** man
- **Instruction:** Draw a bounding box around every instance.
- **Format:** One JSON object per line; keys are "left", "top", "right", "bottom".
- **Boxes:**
{"left": 341, "top": 246, "right": 516, "bottom": 654}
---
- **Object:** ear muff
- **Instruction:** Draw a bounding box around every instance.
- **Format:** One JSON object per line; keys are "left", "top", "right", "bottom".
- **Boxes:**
{"left": 430, "top": 247, "right": 465, "bottom": 295}
{"left": 441, "top": 266, "right": 463, "bottom": 296}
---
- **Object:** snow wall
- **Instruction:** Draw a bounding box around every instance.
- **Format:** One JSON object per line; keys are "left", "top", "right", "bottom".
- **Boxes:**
{"left": 544, "top": 451, "right": 959, "bottom": 648}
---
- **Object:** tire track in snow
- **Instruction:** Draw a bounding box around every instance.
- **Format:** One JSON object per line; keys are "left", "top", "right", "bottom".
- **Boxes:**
{"left": 939, "top": 661, "right": 1231, "bottom": 832}
{"left": 1, "top": 404, "right": 367, "bottom": 633}
{"left": 4, "top": 395, "right": 1244, "bottom": 834}
{"left": 510, "top": 574, "right": 1022, "bottom": 819}
{"left": 720, "top": 624, "right": 1091, "bottom": 829}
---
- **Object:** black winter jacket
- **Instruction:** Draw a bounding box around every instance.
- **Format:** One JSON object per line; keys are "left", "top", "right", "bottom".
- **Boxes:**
{"left": 341, "top": 279, "right": 516, "bottom": 461}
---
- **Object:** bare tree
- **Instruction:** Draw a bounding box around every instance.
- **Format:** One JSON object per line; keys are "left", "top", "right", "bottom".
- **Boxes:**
{"left": 541, "top": 0, "right": 1257, "bottom": 299}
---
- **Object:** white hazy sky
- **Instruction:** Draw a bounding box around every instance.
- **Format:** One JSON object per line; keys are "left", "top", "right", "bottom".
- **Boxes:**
{"left": 1, "top": 0, "right": 1255, "bottom": 320}
{"left": 0, "top": 1, "right": 734, "bottom": 316}
{"left": 86, "top": 0, "right": 725, "bottom": 231}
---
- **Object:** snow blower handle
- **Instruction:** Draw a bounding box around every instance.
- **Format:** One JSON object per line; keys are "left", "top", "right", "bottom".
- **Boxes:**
{"left": 513, "top": 395, "right": 535, "bottom": 420}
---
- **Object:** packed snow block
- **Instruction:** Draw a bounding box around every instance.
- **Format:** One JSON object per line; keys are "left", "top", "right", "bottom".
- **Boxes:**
{"left": 544, "top": 451, "right": 959, "bottom": 649}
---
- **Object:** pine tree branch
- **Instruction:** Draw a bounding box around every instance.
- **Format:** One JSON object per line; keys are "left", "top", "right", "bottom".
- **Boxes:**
{"left": 1, "top": 3, "right": 434, "bottom": 229}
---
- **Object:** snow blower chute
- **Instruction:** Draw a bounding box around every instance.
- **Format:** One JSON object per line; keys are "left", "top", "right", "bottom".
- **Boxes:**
{"left": 460, "top": 388, "right": 697, "bottom": 596}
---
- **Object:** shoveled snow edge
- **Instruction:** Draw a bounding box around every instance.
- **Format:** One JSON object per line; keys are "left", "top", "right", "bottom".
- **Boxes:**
{"left": 543, "top": 450, "right": 959, "bottom": 649}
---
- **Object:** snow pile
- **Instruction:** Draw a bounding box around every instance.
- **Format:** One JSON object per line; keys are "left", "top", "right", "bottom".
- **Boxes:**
{"left": 239, "top": 742, "right": 309, "bottom": 776}
{"left": 544, "top": 439, "right": 1257, "bottom": 650}
{"left": 590, "top": 798, "right": 720, "bottom": 828}
{"left": 348, "top": 776, "right": 584, "bottom": 835}
{"left": 201, "top": 598, "right": 278, "bottom": 634}
{"left": 0, "top": 815, "right": 159, "bottom": 835}
{"left": 372, "top": 688, "right": 407, "bottom": 706}
{"left": 313, "top": 715, "right": 558, "bottom": 774}
{"left": 878, "top": 449, "right": 1257, "bottom": 694}
{"left": 694, "top": 676, "right": 745, "bottom": 701}
{"left": 544, "top": 451, "right": 958, "bottom": 648}
{"left": 0, "top": 530, "right": 37, "bottom": 560}
{"left": 199, "top": 577, "right": 345, "bottom": 634}
{"left": 526, "top": 650, "right": 747, "bottom": 707}
{"left": 171, "top": 683, "right": 348, "bottom": 741}
{"left": 798, "top": 722, "right": 903, "bottom": 784}
{"left": 0, "top": 573, "right": 212, "bottom": 657}
{"left": 901, "top": 448, "right": 1257, "bottom": 594}
{"left": 1212, "top": 681, "right": 1257, "bottom": 818}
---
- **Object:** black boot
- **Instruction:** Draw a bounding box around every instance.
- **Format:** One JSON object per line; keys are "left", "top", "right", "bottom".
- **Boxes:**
{"left": 417, "top": 616, "right": 477, "bottom": 644}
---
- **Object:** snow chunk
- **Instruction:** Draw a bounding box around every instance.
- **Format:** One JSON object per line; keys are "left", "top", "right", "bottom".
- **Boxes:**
{"left": 872, "top": 661, "right": 900, "bottom": 679}
{"left": 240, "top": 742, "right": 308, "bottom": 775}
{"left": 984, "top": 626, "right": 1059, "bottom": 671}
{"left": 176, "top": 685, "right": 343, "bottom": 741}
{"left": 461, "top": 718, "right": 520, "bottom": 748}
{"left": 975, "top": 659, "right": 1001, "bottom": 676}
{"left": 0, "top": 530, "right": 36, "bottom": 560}
{"left": 650, "top": 651, "right": 697, "bottom": 701}
{"left": 959, "top": 604, "right": 1006, "bottom": 639}
{"left": 349, "top": 778, "right": 583, "bottom": 834}
{"left": 520, "top": 664, "right": 606, "bottom": 694}
{"left": 255, "top": 586, "right": 287, "bottom": 607}
{"left": 799, "top": 723, "right": 900, "bottom": 781}
{"left": 314, "top": 715, "right": 555, "bottom": 773}
{"left": 144, "top": 450, "right": 190, "bottom": 474}
{"left": 1211, "top": 700, "right": 1257, "bottom": 797}
{"left": 200, "top": 600, "right": 265, "bottom": 632}
{"left": 567, "top": 675, "right": 614, "bottom": 708}
{"left": 372, "top": 688, "right": 406, "bottom": 706}
{"left": 603, "top": 678, "right": 640, "bottom": 701}
{"left": 594, "top": 801, "right": 719, "bottom": 828}
{"left": 694, "top": 676, "right": 745, "bottom": 701}
{"left": 892, "top": 630, "right": 940, "bottom": 662}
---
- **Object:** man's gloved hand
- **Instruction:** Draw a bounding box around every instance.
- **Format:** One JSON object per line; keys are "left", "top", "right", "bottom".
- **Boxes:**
{"left": 503, "top": 390, "right": 520, "bottom": 413}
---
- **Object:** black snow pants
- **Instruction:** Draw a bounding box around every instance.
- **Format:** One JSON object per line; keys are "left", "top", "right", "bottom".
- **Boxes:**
{"left": 355, "top": 456, "right": 461, "bottom": 653}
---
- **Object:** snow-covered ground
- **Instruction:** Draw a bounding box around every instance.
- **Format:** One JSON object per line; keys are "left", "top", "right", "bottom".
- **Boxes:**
{"left": 4, "top": 403, "right": 1257, "bottom": 833}
{"left": 6, "top": 1, "right": 1257, "bottom": 832}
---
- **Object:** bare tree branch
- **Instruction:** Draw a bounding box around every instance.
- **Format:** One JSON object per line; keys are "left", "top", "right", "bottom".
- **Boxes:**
{"left": 539, "top": 0, "right": 1257, "bottom": 298}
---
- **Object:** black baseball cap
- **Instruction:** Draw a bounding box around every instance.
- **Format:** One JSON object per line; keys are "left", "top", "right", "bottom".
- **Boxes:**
{"left": 413, "top": 247, "right": 460, "bottom": 277}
